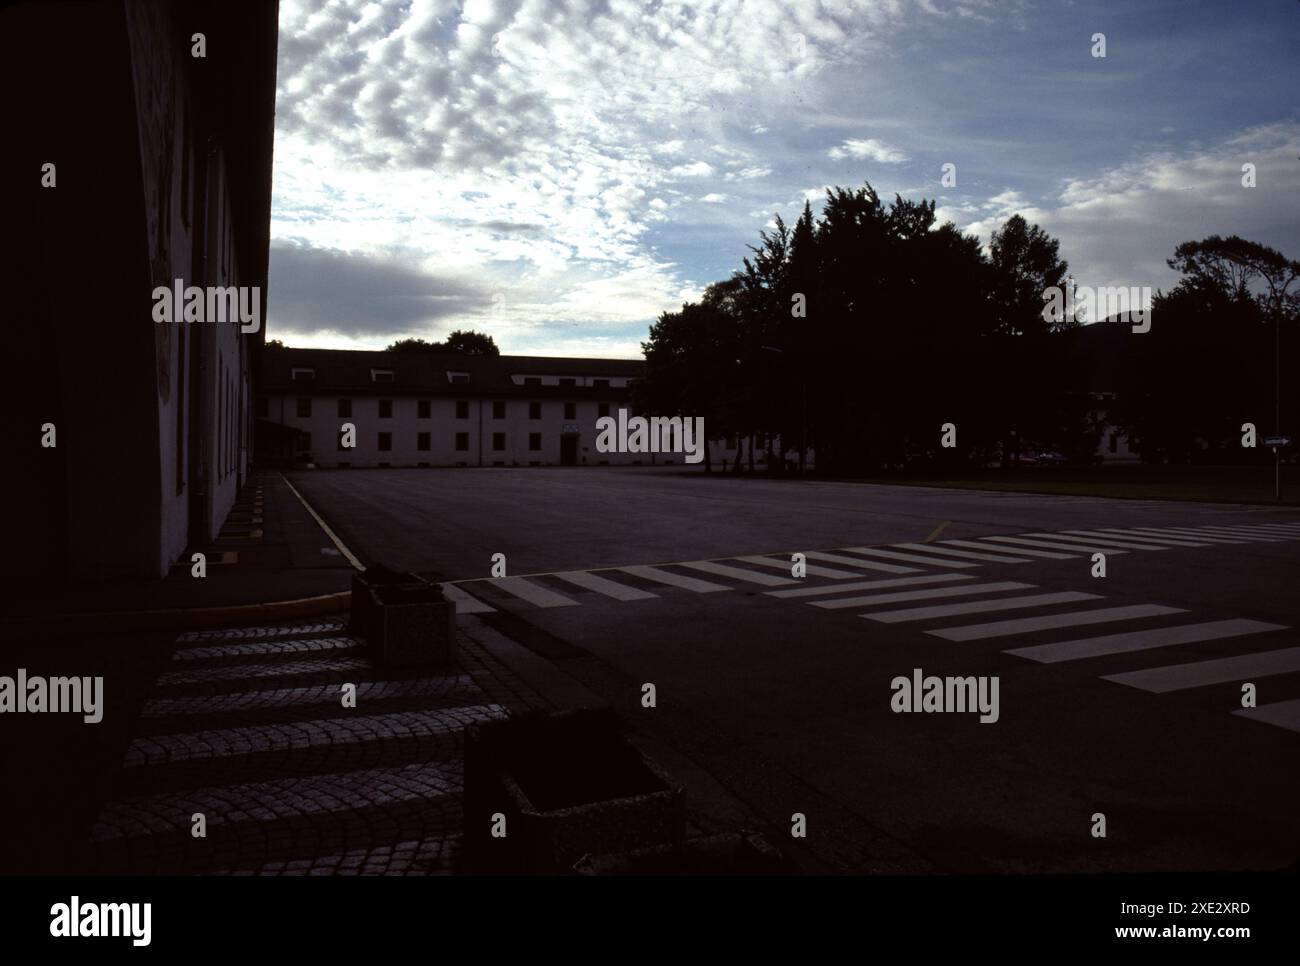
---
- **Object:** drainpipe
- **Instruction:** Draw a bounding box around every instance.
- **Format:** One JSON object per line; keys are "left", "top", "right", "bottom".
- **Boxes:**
{"left": 478, "top": 398, "right": 484, "bottom": 467}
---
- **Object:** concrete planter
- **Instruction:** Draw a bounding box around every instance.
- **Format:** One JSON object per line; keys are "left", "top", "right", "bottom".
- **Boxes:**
{"left": 465, "top": 708, "right": 685, "bottom": 874}
{"left": 351, "top": 565, "right": 456, "bottom": 668}
{"left": 350, "top": 564, "right": 422, "bottom": 638}
{"left": 368, "top": 581, "right": 456, "bottom": 669}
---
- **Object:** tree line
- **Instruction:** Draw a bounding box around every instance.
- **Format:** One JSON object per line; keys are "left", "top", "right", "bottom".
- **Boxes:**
{"left": 636, "top": 183, "right": 1299, "bottom": 473}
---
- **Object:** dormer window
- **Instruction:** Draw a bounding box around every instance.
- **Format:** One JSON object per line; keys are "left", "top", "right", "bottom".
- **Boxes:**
{"left": 371, "top": 368, "right": 395, "bottom": 383}
{"left": 291, "top": 367, "right": 315, "bottom": 383}
{"left": 447, "top": 371, "right": 471, "bottom": 384}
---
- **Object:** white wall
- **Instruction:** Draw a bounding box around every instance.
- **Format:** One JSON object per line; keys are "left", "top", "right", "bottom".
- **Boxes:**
{"left": 265, "top": 394, "right": 747, "bottom": 467}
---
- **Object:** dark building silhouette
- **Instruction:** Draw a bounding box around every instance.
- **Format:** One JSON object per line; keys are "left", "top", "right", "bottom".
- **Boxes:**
{"left": 4, "top": 0, "right": 279, "bottom": 582}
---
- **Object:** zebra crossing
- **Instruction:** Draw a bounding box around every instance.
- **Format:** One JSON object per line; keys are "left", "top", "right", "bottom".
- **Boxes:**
{"left": 758, "top": 531, "right": 1299, "bottom": 738}
{"left": 437, "top": 519, "right": 1300, "bottom": 614}
{"left": 423, "top": 519, "right": 1300, "bottom": 737}
{"left": 89, "top": 617, "right": 510, "bottom": 874}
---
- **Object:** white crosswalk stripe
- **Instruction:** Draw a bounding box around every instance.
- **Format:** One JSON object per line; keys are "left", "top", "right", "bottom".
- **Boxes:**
{"left": 928, "top": 604, "right": 1187, "bottom": 641}
{"left": 840, "top": 546, "right": 978, "bottom": 568}
{"left": 1027, "top": 532, "right": 1170, "bottom": 551}
{"left": 1006, "top": 618, "right": 1287, "bottom": 664}
{"left": 440, "top": 582, "right": 495, "bottom": 613}
{"left": 554, "top": 570, "right": 658, "bottom": 601}
{"left": 941, "top": 539, "right": 1078, "bottom": 559}
{"left": 1102, "top": 647, "right": 1300, "bottom": 693}
{"left": 1233, "top": 699, "right": 1300, "bottom": 735}
{"left": 889, "top": 542, "right": 1033, "bottom": 564}
{"left": 864, "top": 591, "right": 1101, "bottom": 624}
{"left": 679, "top": 560, "right": 798, "bottom": 586}
{"left": 1061, "top": 529, "right": 1211, "bottom": 548}
{"left": 766, "top": 574, "right": 972, "bottom": 599}
{"left": 1195, "top": 526, "right": 1288, "bottom": 539}
{"left": 982, "top": 536, "right": 1129, "bottom": 555}
{"left": 491, "top": 576, "right": 580, "bottom": 608}
{"left": 811, "top": 580, "right": 1034, "bottom": 610}
{"left": 734, "top": 555, "right": 862, "bottom": 579}
{"left": 1120, "top": 527, "right": 1251, "bottom": 544}
{"left": 804, "top": 550, "right": 919, "bottom": 574}
{"left": 617, "top": 565, "right": 729, "bottom": 593}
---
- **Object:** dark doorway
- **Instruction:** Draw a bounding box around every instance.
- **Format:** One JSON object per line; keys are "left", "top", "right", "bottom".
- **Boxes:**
{"left": 560, "top": 434, "right": 579, "bottom": 465}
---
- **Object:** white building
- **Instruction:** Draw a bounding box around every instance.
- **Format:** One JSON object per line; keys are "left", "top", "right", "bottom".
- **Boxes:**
{"left": 258, "top": 347, "right": 748, "bottom": 469}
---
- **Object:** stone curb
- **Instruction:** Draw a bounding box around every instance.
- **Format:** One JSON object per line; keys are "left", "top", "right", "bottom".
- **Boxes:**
{"left": 2, "top": 591, "right": 351, "bottom": 635}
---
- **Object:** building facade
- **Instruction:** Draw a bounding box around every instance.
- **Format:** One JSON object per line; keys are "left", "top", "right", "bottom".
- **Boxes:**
{"left": 258, "top": 347, "right": 747, "bottom": 469}
{"left": 6, "top": 0, "right": 278, "bottom": 582}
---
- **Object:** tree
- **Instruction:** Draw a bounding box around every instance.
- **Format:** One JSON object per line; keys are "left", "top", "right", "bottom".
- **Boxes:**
{"left": 443, "top": 329, "right": 500, "bottom": 355}
{"left": 637, "top": 283, "right": 743, "bottom": 472}
{"left": 385, "top": 330, "right": 500, "bottom": 355}
{"left": 1167, "top": 236, "right": 1300, "bottom": 321}
{"left": 989, "top": 214, "right": 1070, "bottom": 336}
{"left": 1116, "top": 235, "right": 1298, "bottom": 462}
{"left": 386, "top": 337, "right": 441, "bottom": 353}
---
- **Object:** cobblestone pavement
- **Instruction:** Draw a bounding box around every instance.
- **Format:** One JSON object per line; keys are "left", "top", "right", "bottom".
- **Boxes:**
{"left": 88, "top": 616, "right": 552, "bottom": 875}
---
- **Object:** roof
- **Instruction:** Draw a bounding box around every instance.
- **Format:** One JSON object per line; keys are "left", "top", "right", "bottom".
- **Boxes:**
{"left": 258, "top": 346, "right": 645, "bottom": 396}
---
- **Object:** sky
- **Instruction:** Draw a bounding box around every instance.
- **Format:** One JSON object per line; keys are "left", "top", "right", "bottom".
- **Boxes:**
{"left": 265, "top": 0, "right": 1300, "bottom": 358}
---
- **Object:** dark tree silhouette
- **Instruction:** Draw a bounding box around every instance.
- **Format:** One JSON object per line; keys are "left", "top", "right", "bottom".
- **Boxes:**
{"left": 386, "top": 331, "right": 500, "bottom": 355}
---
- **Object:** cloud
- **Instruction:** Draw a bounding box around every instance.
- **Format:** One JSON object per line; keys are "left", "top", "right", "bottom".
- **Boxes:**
{"left": 267, "top": 240, "right": 492, "bottom": 338}
{"left": 827, "top": 138, "right": 909, "bottom": 164}
{"left": 939, "top": 122, "right": 1300, "bottom": 295}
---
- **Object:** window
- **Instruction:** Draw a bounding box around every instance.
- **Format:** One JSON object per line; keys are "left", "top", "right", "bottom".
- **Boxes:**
{"left": 455, "top": 400, "right": 469, "bottom": 419}
{"left": 598, "top": 403, "right": 610, "bottom": 418}
{"left": 1109, "top": 433, "right": 1119, "bottom": 454}
{"left": 417, "top": 432, "right": 431, "bottom": 451}
{"left": 291, "top": 367, "right": 315, "bottom": 383}
{"left": 337, "top": 398, "right": 352, "bottom": 418}
{"left": 379, "top": 399, "right": 392, "bottom": 418}
{"left": 523, "top": 376, "right": 541, "bottom": 387}
{"left": 371, "top": 368, "right": 394, "bottom": 383}
{"left": 492, "top": 400, "right": 506, "bottom": 419}
{"left": 492, "top": 432, "right": 506, "bottom": 451}
{"left": 529, "top": 433, "right": 542, "bottom": 451}
{"left": 455, "top": 432, "right": 469, "bottom": 451}
{"left": 299, "top": 432, "right": 312, "bottom": 451}
{"left": 448, "top": 371, "right": 470, "bottom": 384}
{"left": 563, "top": 402, "right": 576, "bottom": 420}
{"left": 296, "top": 398, "right": 311, "bottom": 418}
{"left": 528, "top": 401, "right": 541, "bottom": 420}
{"left": 256, "top": 397, "right": 268, "bottom": 418}
{"left": 418, "top": 399, "right": 431, "bottom": 419}
{"left": 558, "top": 377, "right": 576, "bottom": 388}
{"left": 378, "top": 432, "right": 392, "bottom": 451}
{"left": 593, "top": 379, "right": 610, "bottom": 389}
